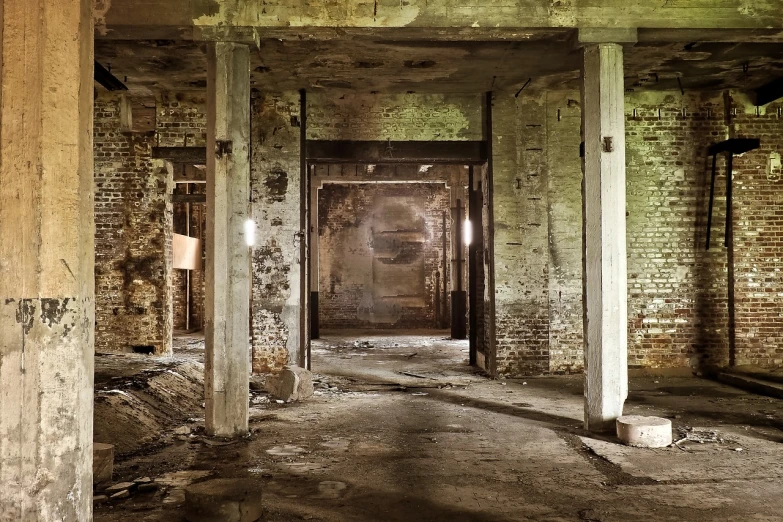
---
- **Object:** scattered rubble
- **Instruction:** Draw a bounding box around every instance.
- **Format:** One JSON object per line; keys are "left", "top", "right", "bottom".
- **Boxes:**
{"left": 265, "top": 366, "right": 314, "bottom": 402}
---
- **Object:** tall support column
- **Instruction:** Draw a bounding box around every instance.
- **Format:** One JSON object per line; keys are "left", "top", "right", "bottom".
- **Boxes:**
{"left": 581, "top": 43, "right": 628, "bottom": 432}
{"left": 205, "top": 42, "right": 250, "bottom": 437}
{"left": 0, "top": 0, "right": 95, "bottom": 519}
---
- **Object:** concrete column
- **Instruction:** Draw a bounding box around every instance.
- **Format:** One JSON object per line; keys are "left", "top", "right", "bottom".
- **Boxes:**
{"left": 581, "top": 43, "right": 628, "bottom": 432}
{"left": 205, "top": 42, "right": 250, "bottom": 437}
{"left": 0, "top": 0, "right": 95, "bottom": 519}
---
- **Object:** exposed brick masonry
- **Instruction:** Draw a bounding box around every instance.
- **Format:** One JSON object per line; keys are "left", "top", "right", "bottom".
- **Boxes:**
{"left": 94, "top": 94, "right": 172, "bottom": 355}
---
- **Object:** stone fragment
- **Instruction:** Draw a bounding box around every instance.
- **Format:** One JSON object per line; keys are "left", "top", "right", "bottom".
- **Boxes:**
{"left": 174, "top": 425, "right": 192, "bottom": 435}
{"left": 137, "top": 482, "right": 159, "bottom": 493}
{"left": 264, "top": 366, "right": 314, "bottom": 402}
{"left": 134, "top": 476, "right": 153, "bottom": 484}
{"left": 616, "top": 415, "right": 673, "bottom": 448}
{"left": 93, "top": 443, "right": 115, "bottom": 487}
{"left": 93, "top": 495, "right": 109, "bottom": 504}
{"left": 249, "top": 376, "right": 265, "bottom": 392}
{"left": 184, "top": 478, "right": 263, "bottom": 522}
{"left": 110, "top": 490, "right": 130, "bottom": 500}
{"left": 106, "top": 482, "right": 135, "bottom": 494}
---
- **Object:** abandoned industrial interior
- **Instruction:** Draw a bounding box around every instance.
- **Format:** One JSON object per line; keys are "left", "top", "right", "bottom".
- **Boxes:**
{"left": 4, "top": 1, "right": 783, "bottom": 521}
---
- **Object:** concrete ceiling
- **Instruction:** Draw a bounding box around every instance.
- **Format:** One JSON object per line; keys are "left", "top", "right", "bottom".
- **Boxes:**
{"left": 94, "top": 35, "right": 783, "bottom": 96}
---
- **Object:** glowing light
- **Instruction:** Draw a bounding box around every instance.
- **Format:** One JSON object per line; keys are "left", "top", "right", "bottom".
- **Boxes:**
{"left": 244, "top": 219, "right": 256, "bottom": 246}
{"left": 464, "top": 219, "right": 472, "bottom": 246}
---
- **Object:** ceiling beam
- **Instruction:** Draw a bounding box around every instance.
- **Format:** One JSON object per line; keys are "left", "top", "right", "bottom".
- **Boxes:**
{"left": 96, "top": 1, "right": 783, "bottom": 41}
{"left": 94, "top": 61, "right": 128, "bottom": 91}
{"left": 151, "top": 147, "right": 206, "bottom": 164}
{"left": 306, "top": 140, "right": 487, "bottom": 164}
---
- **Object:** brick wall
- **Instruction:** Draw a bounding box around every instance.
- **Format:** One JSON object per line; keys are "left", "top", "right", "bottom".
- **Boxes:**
{"left": 491, "top": 93, "right": 551, "bottom": 376}
{"left": 156, "top": 92, "right": 207, "bottom": 147}
{"left": 722, "top": 94, "right": 783, "bottom": 367}
{"left": 492, "top": 89, "right": 783, "bottom": 376}
{"left": 318, "top": 182, "right": 451, "bottom": 329}
{"left": 307, "top": 92, "right": 483, "bottom": 141}
{"left": 94, "top": 94, "right": 173, "bottom": 355}
{"left": 625, "top": 91, "right": 729, "bottom": 369}
{"left": 94, "top": 92, "right": 208, "bottom": 354}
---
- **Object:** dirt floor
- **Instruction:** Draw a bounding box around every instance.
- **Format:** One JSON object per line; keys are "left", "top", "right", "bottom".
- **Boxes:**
{"left": 94, "top": 331, "right": 783, "bottom": 521}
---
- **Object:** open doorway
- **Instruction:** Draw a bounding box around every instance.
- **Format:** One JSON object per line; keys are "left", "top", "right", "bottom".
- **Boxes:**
{"left": 306, "top": 162, "right": 490, "bottom": 377}
{"left": 171, "top": 174, "right": 207, "bottom": 357}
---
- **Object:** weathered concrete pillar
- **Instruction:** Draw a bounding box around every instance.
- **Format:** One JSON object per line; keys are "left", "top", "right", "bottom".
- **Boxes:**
{"left": 205, "top": 42, "right": 251, "bottom": 437}
{"left": 0, "top": 0, "right": 95, "bottom": 519}
{"left": 581, "top": 42, "right": 629, "bottom": 432}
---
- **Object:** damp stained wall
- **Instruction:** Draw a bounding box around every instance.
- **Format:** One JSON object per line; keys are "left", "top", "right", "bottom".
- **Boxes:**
{"left": 318, "top": 182, "right": 450, "bottom": 329}
{"left": 250, "top": 92, "right": 303, "bottom": 374}
{"left": 307, "top": 92, "right": 483, "bottom": 141}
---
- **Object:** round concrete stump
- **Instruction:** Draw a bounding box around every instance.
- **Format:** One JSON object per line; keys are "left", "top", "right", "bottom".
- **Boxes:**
{"left": 616, "top": 415, "right": 672, "bottom": 448}
{"left": 184, "top": 479, "right": 263, "bottom": 522}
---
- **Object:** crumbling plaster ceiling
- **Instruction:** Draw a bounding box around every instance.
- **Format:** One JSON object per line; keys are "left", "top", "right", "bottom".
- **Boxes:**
{"left": 94, "top": 33, "right": 783, "bottom": 96}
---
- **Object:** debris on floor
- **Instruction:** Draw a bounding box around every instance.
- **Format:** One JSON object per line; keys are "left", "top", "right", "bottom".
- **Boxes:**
{"left": 265, "top": 365, "right": 315, "bottom": 402}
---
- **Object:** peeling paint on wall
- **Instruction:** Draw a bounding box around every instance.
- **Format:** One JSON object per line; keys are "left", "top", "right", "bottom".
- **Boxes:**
{"left": 250, "top": 92, "right": 302, "bottom": 374}
{"left": 307, "top": 92, "right": 482, "bottom": 141}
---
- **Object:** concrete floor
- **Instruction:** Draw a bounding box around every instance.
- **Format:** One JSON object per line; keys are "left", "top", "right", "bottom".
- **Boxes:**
{"left": 95, "top": 331, "right": 783, "bottom": 521}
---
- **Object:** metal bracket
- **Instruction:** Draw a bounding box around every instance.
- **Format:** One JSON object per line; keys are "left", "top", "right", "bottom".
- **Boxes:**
{"left": 215, "top": 140, "right": 233, "bottom": 159}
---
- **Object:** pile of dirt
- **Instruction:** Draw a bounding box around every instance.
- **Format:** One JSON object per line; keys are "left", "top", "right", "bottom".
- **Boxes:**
{"left": 94, "top": 355, "right": 204, "bottom": 457}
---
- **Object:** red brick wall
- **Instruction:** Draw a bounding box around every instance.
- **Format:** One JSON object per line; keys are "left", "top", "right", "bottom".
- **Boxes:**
{"left": 94, "top": 92, "right": 207, "bottom": 354}
{"left": 625, "top": 92, "right": 730, "bottom": 369}
{"left": 729, "top": 96, "right": 783, "bottom": 367}
{"left": 94, "top": 95, "right": 172, "bottom": 355}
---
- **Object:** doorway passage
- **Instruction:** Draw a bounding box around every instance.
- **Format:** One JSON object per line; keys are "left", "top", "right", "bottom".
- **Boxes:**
{"left": 305, "top": 163, "right": 492, "bottom": 373}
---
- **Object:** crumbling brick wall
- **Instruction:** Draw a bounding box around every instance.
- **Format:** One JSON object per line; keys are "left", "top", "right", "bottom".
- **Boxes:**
{"left": 94, "top": 92, "right": 207, "bottom": 354}
{"left": 93, "top": 95, "right": 172, "bottom": 355}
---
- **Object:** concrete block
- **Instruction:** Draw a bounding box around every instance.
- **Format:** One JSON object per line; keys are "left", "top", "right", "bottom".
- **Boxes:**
{"left": 93, "top": 443, "right": 115, "bottom": 488}
{"left": 616, "top": 415, "right": 672, "bottom": 448}
{"left": 265, "top": 366, "right": 314, "bottom": 402}
{"left": 185, "top": 478, "right": 263, "bottom": 522}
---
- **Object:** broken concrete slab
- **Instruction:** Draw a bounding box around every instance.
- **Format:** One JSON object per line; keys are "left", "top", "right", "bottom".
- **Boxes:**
{"left": 617, "top": 415, "right": 672, "bottom": 448}
{"left": 105, "top": 482, "right": 135, "bottom": 495}
{"left": 93, "top": 443, "right": 115, "bottom": 487}
{"left": 265, "top": 366, "right": 314, "bottom": 402}
{"left": 110, "top": 490, "right": 131, "bottom": 500}
{"left": 184, "top": 478, "right": 263, "bottom": 522}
